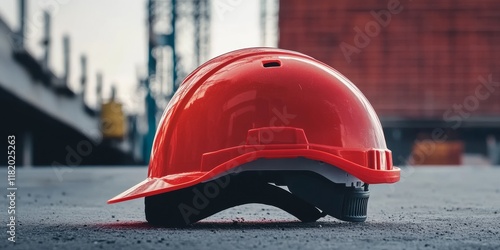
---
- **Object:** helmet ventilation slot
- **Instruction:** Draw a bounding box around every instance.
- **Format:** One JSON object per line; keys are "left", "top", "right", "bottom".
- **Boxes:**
{"left": 262, "top": 60, "right": 281, "bottom": 68}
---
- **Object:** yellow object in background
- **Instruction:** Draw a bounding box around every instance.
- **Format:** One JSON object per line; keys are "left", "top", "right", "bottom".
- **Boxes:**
{"left": 101, "top": 101, "right": 126, "bottom": 139}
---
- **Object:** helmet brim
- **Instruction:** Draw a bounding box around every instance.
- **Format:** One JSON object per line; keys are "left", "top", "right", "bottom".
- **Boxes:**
{"left": 108, "top": 148, "right": 400, "bottom": 204}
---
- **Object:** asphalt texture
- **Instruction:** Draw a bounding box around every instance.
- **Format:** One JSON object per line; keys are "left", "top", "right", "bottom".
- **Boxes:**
{"left": 1, "top": 166, "right": 499, "bottom": 250}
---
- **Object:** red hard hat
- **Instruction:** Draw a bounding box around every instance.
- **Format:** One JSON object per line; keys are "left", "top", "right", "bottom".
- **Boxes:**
{"left": 108, "top": 48, "right": 400, "bottom": 226}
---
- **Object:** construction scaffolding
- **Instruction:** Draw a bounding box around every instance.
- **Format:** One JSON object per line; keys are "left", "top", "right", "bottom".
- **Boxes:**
{"left": 144, "top": 0, "right": 211, "bottom": 162}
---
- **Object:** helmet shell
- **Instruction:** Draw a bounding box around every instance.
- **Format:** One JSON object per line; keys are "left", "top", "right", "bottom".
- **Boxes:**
{"left": 108, "top": 48, "right": 399, "bottom": 204}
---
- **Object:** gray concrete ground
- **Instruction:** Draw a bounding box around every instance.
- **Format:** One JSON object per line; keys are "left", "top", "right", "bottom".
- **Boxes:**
{"left": 1, "top": 166, "right": 499, "bottom": 250}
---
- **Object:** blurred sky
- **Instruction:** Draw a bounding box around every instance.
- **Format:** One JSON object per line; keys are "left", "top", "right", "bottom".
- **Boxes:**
{"left": 0, "top": 0, "right": 275, "bottom": 112}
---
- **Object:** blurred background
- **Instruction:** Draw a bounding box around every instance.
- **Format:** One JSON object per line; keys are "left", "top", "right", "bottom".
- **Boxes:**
{"left": 0, "top": 0, "right": 499, "bottom": 167}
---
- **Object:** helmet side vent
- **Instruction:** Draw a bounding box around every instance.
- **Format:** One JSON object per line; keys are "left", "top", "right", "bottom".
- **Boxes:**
{"left": 262, "top": 60, "right": 281, "bottom": 68}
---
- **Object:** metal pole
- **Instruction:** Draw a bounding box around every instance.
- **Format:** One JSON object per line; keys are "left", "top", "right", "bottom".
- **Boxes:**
{"left": 63, "top": 35, "right": 70, "bottom": 85}
{"left": 260, "top": 0, "right": 267, "bottom": 46}
{"left": 96, "top": 72, "right": 103, "bottom": 108}
{"left": 18, "top": 0, "right": 26, "bottom": 48}
{"left": 194, "top": 0, "right": 201, "bottom": 66}
{"left": 171, "top": 0, "right": 178, "bottom": 94}
{"left": 42, "top": 11, "right": 51, "bottom": 70}
{"left": 80, "top": 55, "right": 87, "bottom": 98}
{"left": 144, "top": 0, "right": 158, "bottom": 163}
{"left": 202, "top": 0, "right": 210, "bottom": 62}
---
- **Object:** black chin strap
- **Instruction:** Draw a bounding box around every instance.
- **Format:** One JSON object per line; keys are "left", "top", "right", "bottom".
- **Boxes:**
{"left": 145, "top": 174, "right": 325, "bottom": 227}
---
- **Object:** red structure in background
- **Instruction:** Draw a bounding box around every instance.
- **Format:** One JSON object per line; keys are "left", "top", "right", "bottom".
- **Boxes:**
{"left": 279, "top": 0, "right": 500, "bottom": 119}
{"left": 278, "top": 0, "right": 500, "bottom": 165}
